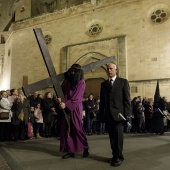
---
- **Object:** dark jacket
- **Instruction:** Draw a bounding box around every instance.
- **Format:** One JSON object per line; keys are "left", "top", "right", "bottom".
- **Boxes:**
{"left": 86, "top": 99, "right": 97, "bottom": 114}
{"left": 99, "top": 77, "right": 131, "bottom": 122}
{"left": 42, "top": 98, "right": 55, "bottom": 123}
{"left": 11, "top": 98, "right": 30, "bottom": 125}
{"left": 28, "top": 95, "right": 42, "bottom": 107}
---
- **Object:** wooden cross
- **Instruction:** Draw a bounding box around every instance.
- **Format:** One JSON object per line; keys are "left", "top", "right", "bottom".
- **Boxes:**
{"left": 22, "top": 28, "right": 115, "bottom": 100}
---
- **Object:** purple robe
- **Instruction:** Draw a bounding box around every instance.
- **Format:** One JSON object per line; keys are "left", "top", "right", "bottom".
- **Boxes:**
{"left": 60, "top": 79, "right": 88, "bottom": 153}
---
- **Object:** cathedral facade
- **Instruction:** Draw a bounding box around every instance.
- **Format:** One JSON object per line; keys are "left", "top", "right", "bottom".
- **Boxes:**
{"left": 0, "top": 0, "right": 170, "bottom": 99}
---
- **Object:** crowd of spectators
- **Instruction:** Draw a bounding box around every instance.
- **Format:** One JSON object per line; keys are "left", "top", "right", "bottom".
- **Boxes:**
{"left": 0, "top": 89, "right": 60, "bottom": 142}
{"left": 0, "top": 89, "right": 170, "bottom": 142}
{"left": 82, "top": 95, "right": 170, "bottom": 136}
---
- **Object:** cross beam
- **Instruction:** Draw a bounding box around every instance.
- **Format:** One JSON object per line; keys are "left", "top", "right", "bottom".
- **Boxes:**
{"left": 22, "top": 28, "right": 115, "bottom": 98}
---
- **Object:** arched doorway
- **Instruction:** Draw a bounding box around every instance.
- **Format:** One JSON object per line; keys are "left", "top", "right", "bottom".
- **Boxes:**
{"left": 85, "top": 78, "right": 105, "bottom": 98}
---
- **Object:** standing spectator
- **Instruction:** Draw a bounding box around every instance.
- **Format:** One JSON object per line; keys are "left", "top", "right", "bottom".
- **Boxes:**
{"left": 30, "top": 106, "right": 36, "bottom": 137}
{"left": 50, "top": 94, "right": 58, "bottom": 137}
{"left": 6, "top": 90, "right": 10, "bottom": 97}
{"left": 131, "top": 97, "right": 138, "bottom": 133}
{"left": 98, "top": 95, "right": 106, "bottom": 135}
{"left": 28, "top": 91, "right": 42, "bottom": 108}
{"left": 136, "top": 101, "right": 145, "bottom": 133}
{"left": 82, "top": 96, "right": 88, "bottom": 132}
{"left": 162, "top": 96, "right": 169, "bottom": 132}
{"left": 8, "top": 89, "right": 18, "bottom": 105}
{"left": 0, "top": 91, "right": 12, "bottom": 141}
{"left": 93, "top": 97, "right": 100, "bottom": 134}
{"left": 86, "top": 93, "right": 97, "bottom": 135}
{"left": 42, "top": 92, "right": 55, "bottom": 138}
{"left": 34, "top": 103, "right": 43, "bottom": 139}
{"left": 142, "top": 97, "right": 148, "bottom": 108}
{"left": 145, "top": 100, "right": 153, "bottom": 133}
{"left": 152, "top": 97, "right": 165, "bottom": 135}
{"left": 12, "top": 93, "right": 30, "bottom": 141}
{"left": 8, "top": 88, "right": 18, "bottom": 139}
{"left": 99, "top": 63, "right": 131, "bottom": 167}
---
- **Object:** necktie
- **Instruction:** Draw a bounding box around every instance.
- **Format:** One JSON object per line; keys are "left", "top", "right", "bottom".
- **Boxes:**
{"left": 109, "top": 79, "right": 113, "bottom": 88}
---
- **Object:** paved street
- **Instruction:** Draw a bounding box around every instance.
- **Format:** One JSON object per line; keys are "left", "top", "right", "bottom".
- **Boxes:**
{"left": 0, "top": 133, "right": 170, "bottom": 170}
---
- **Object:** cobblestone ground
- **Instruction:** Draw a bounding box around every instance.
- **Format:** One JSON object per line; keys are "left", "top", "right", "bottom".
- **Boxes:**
{"left": 0, "top": 154, "right": 11, "bottom": 170}
{"left": 1, "top": 133, "right": 170, "bottom": 170}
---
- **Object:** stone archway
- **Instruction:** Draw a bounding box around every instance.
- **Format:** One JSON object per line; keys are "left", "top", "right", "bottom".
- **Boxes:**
{"left": 76, "top": 52, "right": 114, "bottom": 80}
{"left": 61, "top": 35, "right": 127, "bottom": 79}
{"left": 75, "top": 52, "right": 111, "bottom": 97}
{"left": 60, "top": 36, "right": 126, "bottom": 98}
{"left": 85, "top": 78, "right": 105, "bottom": 98}
{"left": 60, "top": 36, "right": 127, "bottom": 96}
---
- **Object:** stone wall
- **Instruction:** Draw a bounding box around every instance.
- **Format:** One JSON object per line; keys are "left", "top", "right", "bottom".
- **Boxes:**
{"left": 31, "top": 0, "right": 92, "bottom": 17}
{"left": 15, "top": 0, "right": 31, "bottom": 21}
{"left": 0, "top": 31, "right": 11, "bottom": 89}
{"left": 1, "top": 0, "right": 170, "bottom": 100}
{"left": 0, "top": 0, "right": 14, "bottom": 31}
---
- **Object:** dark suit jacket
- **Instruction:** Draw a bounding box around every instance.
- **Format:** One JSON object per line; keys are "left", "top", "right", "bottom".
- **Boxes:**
{"left": 99, "top": 77, "right": 131, "bottom": 122}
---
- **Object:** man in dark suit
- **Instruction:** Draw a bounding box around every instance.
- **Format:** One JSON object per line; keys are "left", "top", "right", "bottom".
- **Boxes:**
{"left": 99, "top": 63, "right": 131, "bottom": 167}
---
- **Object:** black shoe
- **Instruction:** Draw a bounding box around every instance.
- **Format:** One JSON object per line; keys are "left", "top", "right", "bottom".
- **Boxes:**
{"left": 62, "top": 153, "right": 75, "bottom": 159}
{"left": 83, "top": 147, "right": 89, "bottom": 157}
{"left": 107, "top": 156, "right": 116, "bottom": 163}
{"left": 110, "top": 158, "right": 123, "bottom": 166}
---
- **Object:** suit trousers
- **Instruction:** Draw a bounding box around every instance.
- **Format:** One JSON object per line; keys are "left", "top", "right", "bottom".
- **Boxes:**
{"left": 107, "top": 117, "right": 124, "bottom": 160}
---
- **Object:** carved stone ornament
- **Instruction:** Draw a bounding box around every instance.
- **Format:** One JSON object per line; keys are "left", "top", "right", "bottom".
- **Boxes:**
{"left": 147, "top": 4, "right": 170, "bottom": 24}
{"left": 86, "top": 19, "right": 103, "bottom": 37}
{"left": 44, "top": 34, "right": 52, "bottom": 44}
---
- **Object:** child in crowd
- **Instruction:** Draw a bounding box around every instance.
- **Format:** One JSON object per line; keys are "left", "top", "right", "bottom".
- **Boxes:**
{"left": 34, "top": 103, "right": 43, "bottom": 139}
{"left": 137, "top": 102, "right": 145, "bottom": 133}
{"left": 29, "top": 106, "right": 36, "bottom": 138}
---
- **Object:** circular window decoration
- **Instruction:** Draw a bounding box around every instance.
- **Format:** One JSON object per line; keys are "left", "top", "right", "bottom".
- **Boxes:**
{"left": 150, "top": 9, "right": 168, "bottom": 24}
{"left": 44, "top": 34, "right": 52, "bottom": 44}
{"left": 147, "top": 4, "right": 170, "bottom": 24}
{"left": 86, "top": 19, "right": 103, "bottom": 37}
{"left": 88, "top": 24, "right": 102, "bottom": 36}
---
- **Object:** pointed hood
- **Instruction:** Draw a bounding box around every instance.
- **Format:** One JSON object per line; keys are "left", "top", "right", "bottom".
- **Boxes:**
{"left": 154, "top": 80, "right": 161, "bottom": 102}
{"left": 154, "top": 80, "right": 161, "bottom": 110}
